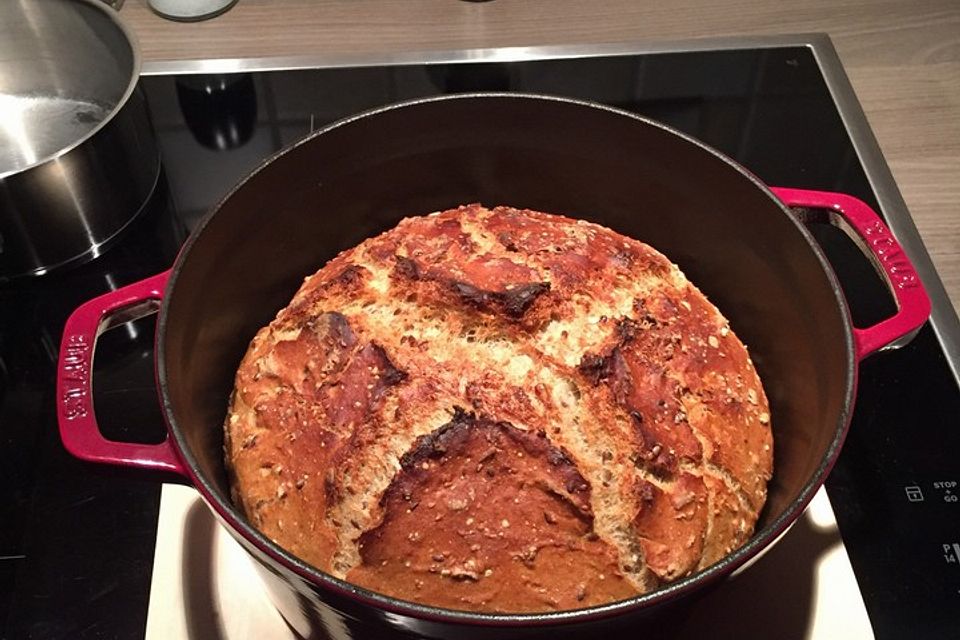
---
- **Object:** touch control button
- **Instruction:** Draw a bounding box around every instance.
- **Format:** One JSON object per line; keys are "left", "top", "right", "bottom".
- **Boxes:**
{"left": 933, "top": 481, "right": 958, "bottom": 503}
{"left": 943, "top": 543, "right": 960, "bottom": 565}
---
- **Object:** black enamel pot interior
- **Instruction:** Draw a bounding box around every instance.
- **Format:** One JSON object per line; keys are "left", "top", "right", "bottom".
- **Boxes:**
{"left": 163, "top": 94, "right": 858, "bottom": 637}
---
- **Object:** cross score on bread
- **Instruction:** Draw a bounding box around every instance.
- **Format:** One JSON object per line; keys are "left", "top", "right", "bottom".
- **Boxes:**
{"left": 223, "top": 204, "right": 773, "bottom": 612}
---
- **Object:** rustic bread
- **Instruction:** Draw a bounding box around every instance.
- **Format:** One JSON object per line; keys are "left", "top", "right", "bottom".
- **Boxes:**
{"left": 223, "top": 204, "right": 773, "bottom": 613}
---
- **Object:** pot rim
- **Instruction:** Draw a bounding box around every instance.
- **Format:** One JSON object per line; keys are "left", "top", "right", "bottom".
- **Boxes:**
{"left": 0, "top": 0, "right": 144, "bottom": 180}
{"left": 157, "top": 92, "right": 858, "bottom": 626}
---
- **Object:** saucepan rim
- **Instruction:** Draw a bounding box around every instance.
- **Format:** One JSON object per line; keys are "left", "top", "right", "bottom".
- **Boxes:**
{"left": 0, "top": 0, "right": 143, "bottom": 180}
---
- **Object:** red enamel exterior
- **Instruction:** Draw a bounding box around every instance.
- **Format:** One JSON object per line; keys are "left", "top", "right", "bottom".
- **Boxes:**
{"left": 770, "top": 187, "right": 932, "bottom": 360}
{"left": 56, "top": 269, "right": 185, "bottom": 475}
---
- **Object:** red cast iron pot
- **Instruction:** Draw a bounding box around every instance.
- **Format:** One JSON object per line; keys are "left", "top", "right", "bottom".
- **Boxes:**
{"left": 56, "top": 94, "right": 930, "bottom": 638}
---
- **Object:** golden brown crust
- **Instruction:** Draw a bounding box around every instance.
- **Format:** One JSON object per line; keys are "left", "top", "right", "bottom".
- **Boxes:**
{"left": 347, "top": 409, "right": 635, "bottom": 610}
{"left": 224, "top": 204, "right": 773, "bottom": 612}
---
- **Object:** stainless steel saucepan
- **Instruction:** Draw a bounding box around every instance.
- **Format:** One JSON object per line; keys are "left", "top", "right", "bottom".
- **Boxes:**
{"left": 0, "top": 0, "right": 160, "bottom": 280}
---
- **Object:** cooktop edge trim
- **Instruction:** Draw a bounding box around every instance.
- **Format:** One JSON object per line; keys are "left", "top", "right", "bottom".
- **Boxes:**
{"left": 809, "top": 36, "right": 960, "bottom": 384}
{"left": 139, "top": 33, "right": 829, "bottom": 76}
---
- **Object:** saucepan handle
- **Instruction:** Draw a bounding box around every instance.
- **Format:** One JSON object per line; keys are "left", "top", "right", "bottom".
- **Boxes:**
{"left": 770, "top": 187, "right": 931, "bottom": 360}
{"left": 57, "top": 270, "right": 187, "bottom": 475}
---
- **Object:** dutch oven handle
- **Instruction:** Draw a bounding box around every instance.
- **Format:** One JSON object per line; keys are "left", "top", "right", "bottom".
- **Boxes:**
{"left": 57, "top": 270, "right": 187, "bottom": 476}
{"left": 771, "top": 187, "right": 931, "bottom": 360}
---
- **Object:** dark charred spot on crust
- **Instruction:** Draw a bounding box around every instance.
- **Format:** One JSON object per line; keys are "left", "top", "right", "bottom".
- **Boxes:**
{"left": 370, "top": 343, "right": 408, "bottom": 387}
{"left": 398, "top": 407, "right": 474, "bottom": 470}
{"left": 617, "top": 317, "right": 642, "bottom": 342}
{"left": 654, "top": 450, "right": 677, "bottom": 476}
{"left": 451, "top": 281, "right": 550, "bottom": 319}
{"left": 636, "top": 480, "right": 656, "bottom": 506}
{"left": 451, "top": 282, "right": 497, "bottom": 312}
{"left": 606, "top": 349, "right": 631, "bottom": 406}
{"left": 577, "top": 353, "right": 611, "bottom": 385}
{"left": 546, "top": 446, "right": 574, "bottom": 468}
{"left": 394, "top": 255, "right": 421, "bottom": 280}
{"left": 323, "top": 311, "right": 357, "bottom": 349}
{"left": 497, "top": 232, "right": 519, "bottom": 252}
{"left": 638, "top": 448, "right": 677, "bottom": 480}
{"left": 331, "top": 264, "right": 365, "bottom": 288}
{"left": 633, "top": 300, "right": 657, "bottom": 320}
{"left": 577, "top": 318, "right": 647, "bottom": 386}
{"left": 501, "top": 282, "right": 550, "bottom": 317}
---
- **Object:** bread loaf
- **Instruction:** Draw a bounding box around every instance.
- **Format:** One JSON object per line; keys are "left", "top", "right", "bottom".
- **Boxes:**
{"left": 223, "top": 204, "right": 773, "bottom": 612}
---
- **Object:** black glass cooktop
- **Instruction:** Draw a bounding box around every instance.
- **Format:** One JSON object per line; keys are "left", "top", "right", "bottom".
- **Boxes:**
{"left": 2, "top": 43, "right": 958, "bottom": 639}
